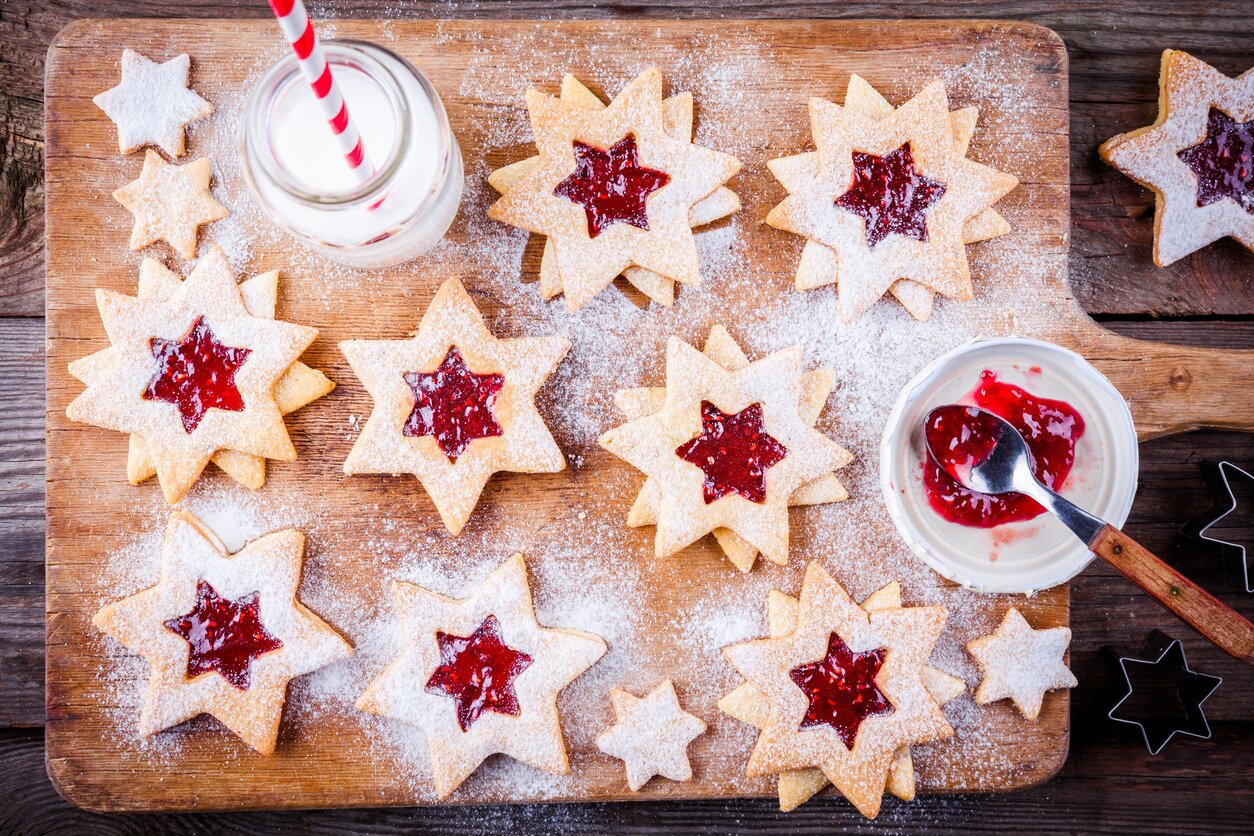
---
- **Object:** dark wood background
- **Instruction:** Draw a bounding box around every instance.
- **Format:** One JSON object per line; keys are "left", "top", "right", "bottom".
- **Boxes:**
{"left": 2, "top": 1, "right": 1252, "bottom": 833}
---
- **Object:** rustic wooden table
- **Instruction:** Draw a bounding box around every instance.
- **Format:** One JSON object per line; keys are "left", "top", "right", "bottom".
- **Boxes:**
{"left": 2, "top": 2, "right": 1252, "bottom": 833}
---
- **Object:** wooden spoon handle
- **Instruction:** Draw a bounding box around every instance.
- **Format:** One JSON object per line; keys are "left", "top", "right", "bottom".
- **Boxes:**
{"left": 1092, "top": 524, "right": 1254, "bottom": 663}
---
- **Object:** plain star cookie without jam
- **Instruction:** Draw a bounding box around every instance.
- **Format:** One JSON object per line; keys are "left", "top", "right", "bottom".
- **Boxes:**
{"left": 340, "top": 278, "right": 570, "bottom": 536}
{"left": 767, "top": 76, "right": 1019, "bottom": 323}
{"left": 66, "top": 246, "right": 322, "bottom": 504}
{"left": 595, "top": 679, "right": 707, "bottom": 792}
{"left": 599, "top": 327, "right": 851, "bottom": 568}
{"left": 356, "top": 553, "right": 607, "bottom": 800}
{"left": 92, "top": 511, "right": 353, "bottom": 754}
{"left": 93, "top": 49, "right": 214, "bottom": 158}
{"left": 488, "top": 67, "right": 742, "bottom": 311}
{"left": 1099, "top": 50, "right": 1254, "bottom": 266}
{"left": 719, "top": 582, "right": 964, "bottom": 811}
{"left": 966, "top": 607, "right": 1076, "bottom": 721}
{"left": 722, "top": 562, "right": 953, "bottom": 820}
{"left": 113, "top": 149, "right": 228, "bottom": 259}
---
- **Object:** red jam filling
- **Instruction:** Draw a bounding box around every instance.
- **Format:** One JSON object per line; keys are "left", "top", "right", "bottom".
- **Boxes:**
{"left": 834, "top": 143, "right": 947, "bottom": 249}
{"left": 426, "top": 614, "right": 533, "bottom": 732}
{"left": 789, "top": 632, "right": 893, "bottom": 749}
{"left": 553, "top": 134, "right": 671, "bottom": 238}
{"left": 1177, "top": 107, "right": 1254, "bottom": 214}
{"left": 675, "top": 401, "right": 788, "bottom": 504}
{"left": 403, "top": 347, "right": 505, "bottom": 463}
{"left": 923, "top": 370, "right": 1086, "bottom": 528}
{"left": 143, "top": 316, "right": 251, "bottom": 434}
{"left": 163, "top": 579, "right": 283, "bottom": 691}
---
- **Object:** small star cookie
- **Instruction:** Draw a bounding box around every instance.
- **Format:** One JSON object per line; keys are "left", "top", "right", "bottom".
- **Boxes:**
{"left": 114, "top": 149, "right": 228, "bottom": 259}
{"left": 599, "top": 329, "right": 851, "bottom": 567}
{"left": 93, "top": 49, "right": 213, "bottom": 157}
{"left": 719, "top": 582, "right": 965, "bottom": 811}
{"left": 1099, "top": 50, "right": 1254, "bottom": 266}
{"left": 340, "top": 278, "right": 569, "bottom": 535}
{"left": 356, "top": 553, "right": 607, "bottom": 800}
{"left": 967, "top": 607, "right": 1076, "bottom": 721}
{"left": 92, "top": 510, "right": 353, "bottom": 754}
{"left": 596, "top": 679, "right": 707, "bottom": 791}
{"left": 488, "top": 67, "right": 742, "bottom": 311}
{"left": 722, "top": 562, "right": 953, "bottom": 820}
{"left": 767, "top": 76, "right": 1018, "bottom": 322}
{"left": 610, "top": 325, "right": 851, "bottom": 572}
{"left": 66, "top": 246, "right": 322, "bottom": 504}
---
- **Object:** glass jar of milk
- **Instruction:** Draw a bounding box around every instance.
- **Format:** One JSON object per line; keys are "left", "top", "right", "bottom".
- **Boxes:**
{"left": 242, "top": 40, "right": 463, "bottom": 269}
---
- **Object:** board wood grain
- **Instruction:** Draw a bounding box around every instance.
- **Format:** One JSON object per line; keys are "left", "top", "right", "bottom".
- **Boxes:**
{"left": 43, "top": 18, "right": 1254, "bottom": 814}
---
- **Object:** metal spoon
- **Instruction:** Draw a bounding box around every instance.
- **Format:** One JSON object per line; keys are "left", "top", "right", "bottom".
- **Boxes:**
{"left": 924, "top": 404, "right": 1254, "bottom": 663}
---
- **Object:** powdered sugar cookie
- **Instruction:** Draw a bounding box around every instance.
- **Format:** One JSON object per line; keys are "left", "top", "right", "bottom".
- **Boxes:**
{"left": 92, "top": 510, "right": 352, "bottom": 754}
{"left": 967, "top": 607, "right": 1076, "bottom": 721}
{"left": 93, "top": 49, "right": 213, "bottom": 158}
{"left": 66, "top": 246, "right": 321, "bottom": 504}
{"left": 113, "top": 150, "right": 228, "bottom": 259}
{"left": 340, "top": 278, "right": 569, "bottom": 535}
{"left": 356, "top": 553, "right": 607, "bottom": 799}
{"left": 488, "top": 67, "right": 741, "bottom": 310}
{"left": 596, "top": 679, "right": 706, "bottom": 792}
{"left": 1099, "top": 50, "right": 1254, "bottom": 266}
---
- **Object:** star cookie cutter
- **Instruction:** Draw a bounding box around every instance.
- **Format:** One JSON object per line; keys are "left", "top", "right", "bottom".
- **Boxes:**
{"left": 1181, "top": 461, "right": 1254, "bottom": 593}
{"left": 1106, "top": 630, "right": 1222, "bottom": 756}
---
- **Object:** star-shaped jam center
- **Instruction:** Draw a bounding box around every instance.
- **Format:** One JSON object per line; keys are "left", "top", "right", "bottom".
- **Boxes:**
{"left": 675, "top": 401, "right": 788, "bottom": 504}
{"left": 163, "top": 579, "right": 283, "bottom": 690}
{"left": 143, "top": 316, "right": 252, "bottom": 434}
{"left": 425, "top": 614, "right": 534, "bottom": 732}
{"left": 834, "top": 143, "right": 947, "bottom": 249}
{"left": 1178, "top": 107, "right": 1254, "bottom": 214}
{"left": 789, "top": 632, "right": 893, "bottom": 749}
{"left": 553, "top": 134, "right": 672, "bottom": 238}
{"left": 403, "top": 347, "right": 505, "bottom": 463}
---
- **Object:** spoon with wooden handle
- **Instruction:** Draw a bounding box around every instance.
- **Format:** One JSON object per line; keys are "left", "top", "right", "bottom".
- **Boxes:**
{"left": 924, "top": 404, "right": 1254, "bottom": 663}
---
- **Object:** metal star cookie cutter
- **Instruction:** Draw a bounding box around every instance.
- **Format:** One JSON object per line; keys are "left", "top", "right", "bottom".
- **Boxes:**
{"left": 1181, "top": 461, "right": 1254, "bottom": 593}
{"left": 1107, "top": 630, "right": 1222, "bottom": 756}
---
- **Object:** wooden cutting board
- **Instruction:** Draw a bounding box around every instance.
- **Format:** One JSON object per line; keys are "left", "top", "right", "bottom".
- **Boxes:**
{"left": 44, "top": 18, "right": 1254, "bottom": 813}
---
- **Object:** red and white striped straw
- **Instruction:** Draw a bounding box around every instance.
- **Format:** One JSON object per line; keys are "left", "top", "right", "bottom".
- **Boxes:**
{"left": 269, "top": 0, "right": 374, "bottom": 186}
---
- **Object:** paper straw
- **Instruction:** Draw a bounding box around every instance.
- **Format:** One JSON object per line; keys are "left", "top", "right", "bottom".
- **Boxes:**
{"left": 268, "top": 0, "right": 374, "bottom": 186}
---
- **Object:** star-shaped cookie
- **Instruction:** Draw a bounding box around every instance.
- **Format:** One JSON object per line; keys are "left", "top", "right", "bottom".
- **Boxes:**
{"left": 66, "top": 246, "right": 320, "bottom": 504}
{"left": 967, "top": 607, "right": 1076, "bottom": 721}
{"left": 599, "top": 329, "right": 851, "bottom": 566}
{"left": 596, "top": 679, "right": 707, "bottom": 791}
{"left": 68, "top": 257, "right": 333, "bottom": 493}
{"left": 488, "top": 67, "right": 742, "bottom": 311}
{"left": 356, "top": 553, "right": 607, "bottom": 799}
{"left": 719, "top": 582, "right": 965, "bottom": 811}
{"left": 93, "top": 510, "right": 353, "bottom": 754}
{"left": 113, "top": 149, "right": 228, "bottom": 259}
{"left": 340, "top": 278, "right": 569, "bottom": 535}
{"left": 93, "top": 49, "right": 214, "bottom": 158}
{"left": 767, "top": 76, "right": 1018, "bottom": 322}
{"left": 722, "top": 562, "right": 952, "bottom": 819}
{"left": 611, "top": 326, "right": 852, "bottom": 572}
{"left": 1099, "top": 50, "right": 1254, "bottom": 266}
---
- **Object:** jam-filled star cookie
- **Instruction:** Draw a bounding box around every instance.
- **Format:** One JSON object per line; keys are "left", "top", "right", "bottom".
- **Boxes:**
{"left": 722, "top": 563, "right": 953, "bottom": 820}
{"left": 596, "top": 679, "right": 707, "bottom": 792}
{"left": 767, "top": 76, "right": 1018, "bottom": 322}
{"left": 719, "top": 582, "right": 964, "bottom": 811}
{"left": 113, "top": 150, "right": 228, "bottom": 260}
{"left": 599, "top": 328, "right": 851, "bottom": 568}
{"left": 357, "top": 553, "right": 607, "bottom": 799}
{"left": 340, "top": 278, "right": 569, "bottom": 535}
{"left": 609, "top": 326, "right": 851, "bottom": 572}
{"left": 66, "top": 246, "right": 325, "bottom": 504}
{"left": 93, "top": 49, "right": 213, "bottom": 158}
{"left": 1099, "top": 50, "right": 1254, "bottom": 266}
{"left": 488, "top": 67, "right": 742, "bottom": 311}
{"left": 967, "top": 607, "right": 1076, "bottom": 721}
{"left": 93, "top": 510, "right": 352, "bottom": 754}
